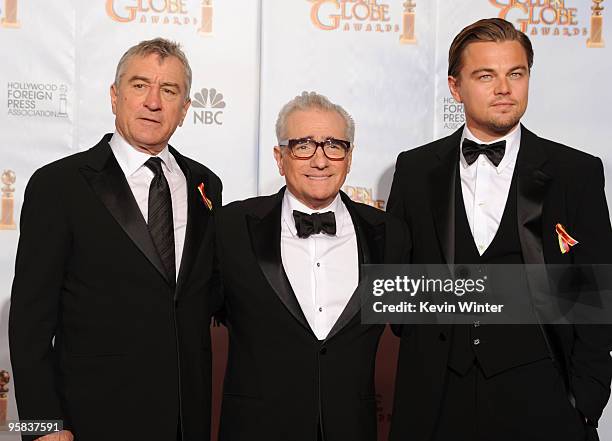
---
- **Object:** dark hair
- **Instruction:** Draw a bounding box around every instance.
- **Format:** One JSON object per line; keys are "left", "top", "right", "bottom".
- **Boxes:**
{"left": 448, "top": 18, "right": 533, "bottom": 78}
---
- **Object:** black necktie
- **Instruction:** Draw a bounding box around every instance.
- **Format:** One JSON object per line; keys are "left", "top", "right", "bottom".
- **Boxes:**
{"left": 144, "top": 157, "right": 176, "bottom": 283}
{"left": 462, "top": 138, "right": 506, "bottom": 167}
{"left": 292, "top": 210, "right": 336, "bottom": 238}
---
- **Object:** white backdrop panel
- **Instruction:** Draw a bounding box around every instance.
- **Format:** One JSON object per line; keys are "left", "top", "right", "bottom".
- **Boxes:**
{"left": 258, "top": 0, "right": 437, "bottom": 207}
{"left": 1, "top": 2, "right": 76, "bottom": 432}
{"left": 75, "top": 0, "right": 261, "bottom": 203}
{"left": 433, "top": 0, "right": 612, "bottom": 204}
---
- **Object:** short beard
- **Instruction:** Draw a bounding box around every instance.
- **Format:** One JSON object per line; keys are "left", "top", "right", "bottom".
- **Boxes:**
{"left": 487, "top": 114, "right": 521, "bottom": 136}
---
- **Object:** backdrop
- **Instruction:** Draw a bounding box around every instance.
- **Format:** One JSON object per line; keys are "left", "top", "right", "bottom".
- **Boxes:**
{"left": 0, "top": 1, "right": 609, "bottom": 439}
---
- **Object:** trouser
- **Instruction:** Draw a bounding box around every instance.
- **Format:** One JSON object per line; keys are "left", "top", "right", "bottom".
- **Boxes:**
{"left": 432, "top": 359, "right": 587, "bottom": 441}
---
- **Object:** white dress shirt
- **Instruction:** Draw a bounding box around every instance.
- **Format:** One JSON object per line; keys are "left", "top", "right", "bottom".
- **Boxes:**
{"left": 459, "top": 124, "right": 521, "bottom": 255}
{"left": 109, "top": 132, "right": 188, "bottom": 278}
{"left": 280, "top": 190, "right": 359, "bottom": 340}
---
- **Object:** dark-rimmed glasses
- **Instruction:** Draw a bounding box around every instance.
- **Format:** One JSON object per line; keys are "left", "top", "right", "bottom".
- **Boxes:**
{"left": 279, "top": 137, "right": 351, "bottom": 160}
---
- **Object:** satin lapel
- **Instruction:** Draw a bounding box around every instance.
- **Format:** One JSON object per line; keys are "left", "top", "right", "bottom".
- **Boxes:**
{"left": 430, "top": 129, "right": 462, "bottom": 266}
{"left": 516, "top": 126, "right": 551, "bottom": 265}
{"left": 172, "top": 148, "right": 211, "bottom": 297}
{"left": 79, "top": 138, "right": 169, "bottom": 284}
{"left": 325, "top": 193, "right": 385, "bottom": 342}
{"left": 247, "top": 189, "right": 311, "bottom": 333}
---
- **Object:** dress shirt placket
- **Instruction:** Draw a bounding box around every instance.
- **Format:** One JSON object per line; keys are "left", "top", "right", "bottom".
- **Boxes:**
{"left": 473, "top": 158, "right": 491, "bottom": 254}
{"left": 311, "top": 236, "right": 321, "bottom": 337}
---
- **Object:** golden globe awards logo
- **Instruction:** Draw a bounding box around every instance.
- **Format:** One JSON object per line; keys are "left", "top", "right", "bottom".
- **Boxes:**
{"left": 0, "top": 370, "right": 10, "bottom": 423}
{"left": 106, "top": 0, "right": 214, "bottom": 35}
{"left": 344, "top": 185, "right": 385, "bottom": 210}
{"left": 0, "top": 0, "right": 20, "bottom": 28}
{"left": 490, "top": 0, "right": 605, "bottom": 47}
{"left": 1, "top": 170, "right": 16, "bottom": 231}
{"left": 308, "top": 0, "right": 417, "bottom": 44}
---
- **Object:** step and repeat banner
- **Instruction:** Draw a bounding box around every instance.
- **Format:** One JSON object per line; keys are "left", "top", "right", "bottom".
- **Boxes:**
{"left": 0, "top": 1, "right": 610, "bottom": 439}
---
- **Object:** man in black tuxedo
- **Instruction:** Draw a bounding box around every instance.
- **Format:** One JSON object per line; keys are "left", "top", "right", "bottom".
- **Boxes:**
{"left": 9, "top": 38, "right": 221, "bottom": 441}
{"left": 213, "top": 92, "right": 410, "bottom": 441}
{"left": 388, "top": 18, "right": 612, "bottom": 441}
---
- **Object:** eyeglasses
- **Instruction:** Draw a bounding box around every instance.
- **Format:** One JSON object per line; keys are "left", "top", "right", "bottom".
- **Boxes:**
{"left": 279, "top": 137, "right": 351, "bottom": 160}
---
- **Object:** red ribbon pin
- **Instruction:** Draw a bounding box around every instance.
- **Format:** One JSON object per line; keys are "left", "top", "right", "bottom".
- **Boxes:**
{"left": 198, "top": 182, "right": 213, "bottom": 210}
{"left": 555, "top": 223, "right": 578, "bottom": 254}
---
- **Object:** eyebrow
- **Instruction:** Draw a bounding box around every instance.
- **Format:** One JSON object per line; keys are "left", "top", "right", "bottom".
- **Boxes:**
{"left": 128, "top": 76, "right": 181, "bottom": 89}
{"left": 470, "top": 65, "right": 528, "bottom": 76}
{"left": 160, "top": 82, "right": 181, "bottom": 89}
{"left": 128, "top": 75, "right": 151, "bottom": 84}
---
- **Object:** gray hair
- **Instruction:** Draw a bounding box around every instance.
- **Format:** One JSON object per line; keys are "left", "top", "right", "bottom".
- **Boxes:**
{"left": 275, "top": 91, "right": 355, "bottom": 144}
{"left": 114, "top": 37, "right": 192, "bottom": 102}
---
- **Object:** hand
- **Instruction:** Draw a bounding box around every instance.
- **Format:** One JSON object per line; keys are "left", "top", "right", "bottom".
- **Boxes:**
{"left": 36, "top": 430, "right": 74, "bottom": 441}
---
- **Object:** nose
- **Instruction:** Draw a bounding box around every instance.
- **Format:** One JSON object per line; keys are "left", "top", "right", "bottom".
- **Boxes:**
{"left": 144, "top": 86, "right": 162, "bottom": 111}
{"left": 310, "top": 145, "right": 329, "bottom": 169}
{"left": 495, "top": 76, "right": 511, "bottom": 95}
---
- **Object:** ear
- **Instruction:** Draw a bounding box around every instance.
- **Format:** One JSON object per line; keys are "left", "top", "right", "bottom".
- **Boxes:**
{"left": 178, "top": 98, "right": 191, "bottom": 127}
{"left": 110, "top": 84, "right": 118, "bottom": 115}
{"left": 346, "top": 149, "right": 353, "bottom": 174}
{"left": 273, "top": 146, "right": 285, "bottom": 176}
{"left": 448, "top": 75, "right": 463, "bottom": 103}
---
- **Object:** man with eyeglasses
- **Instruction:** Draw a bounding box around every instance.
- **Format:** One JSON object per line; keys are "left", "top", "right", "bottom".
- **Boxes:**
{"left": 211, "top": 91, "right": 410, "bottom": 441}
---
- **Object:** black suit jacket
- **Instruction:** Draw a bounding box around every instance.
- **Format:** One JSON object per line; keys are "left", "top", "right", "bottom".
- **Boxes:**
{"left": 9, "top": 134, "right": 222, "bottom": 441}
{"left": 212, "top": 188, "right": 410, "bottom": 441}
{"left": 387, "top": 125, "right": 612, "bottom": 441}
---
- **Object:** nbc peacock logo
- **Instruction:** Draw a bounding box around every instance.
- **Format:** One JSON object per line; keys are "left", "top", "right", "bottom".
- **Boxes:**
{"left": 191, "top": 87, "right": 226, "bottom": 125}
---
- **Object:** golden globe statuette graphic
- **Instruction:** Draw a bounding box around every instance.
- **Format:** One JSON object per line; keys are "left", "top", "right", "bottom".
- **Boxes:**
{"left": 587, "top": 0, "right": 605, "bottom": 48}
{"left": 0, "top": 370, "right": 9, "bottom": 424}
{"left": 400, "top": 0, "right": 416, "bottom": 44}
{"left": 198, "top": 0, "right": 213, "bottom": 35}
{"left": 1, "top": 170, "right": 16, "bottom": 230}
{"left": 344, "top": 185, "right": 385, "bottom": 210}
{"left": 1, "top": 0, "right": 20, "bottom": 28}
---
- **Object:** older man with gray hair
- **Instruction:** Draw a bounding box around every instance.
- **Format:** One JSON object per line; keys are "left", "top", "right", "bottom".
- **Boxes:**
{"left": 10, "top": 38, "right": 221, "bottom": 441}
{"left": 212, "top": 91, "right": 410, "bottom": 441}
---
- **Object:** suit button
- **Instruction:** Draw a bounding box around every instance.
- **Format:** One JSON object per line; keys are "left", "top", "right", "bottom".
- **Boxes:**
{"left": 473, "top": 321, "right": 480, "bottom": 328}
{"left": 439, "top": 333, "right": 447, "bottom": 342}
{"left": 320, "top": 347, "right": 327, "bottom": 355}
{"left": 473, "top": 338, "right": 480, "bottom": 346}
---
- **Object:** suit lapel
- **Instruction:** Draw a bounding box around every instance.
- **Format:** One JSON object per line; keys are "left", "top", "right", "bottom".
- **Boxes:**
{"left": 325, "top": 192, "right": 385, "bottom": 342}
{"left": 79, "top": 135, "right": 169, "bottom": 285}
{"left": 516, "top": 126, "right": 551, "bottom": 265}
{"left": 429, "top": 128, "right": 462, "bottom": 266}
{"left": 247, "top": 189, "right": 312, "bottom": 333}
{"left": 171, "top": 147, "right": 212, "bottom": 297}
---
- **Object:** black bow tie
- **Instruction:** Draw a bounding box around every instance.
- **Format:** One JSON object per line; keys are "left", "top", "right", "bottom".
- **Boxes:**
{"left": 292, "top": 210, "right": 336, "bottom": 238}
{"left": 462, "top": 138, "right": 506, "bottom": 167}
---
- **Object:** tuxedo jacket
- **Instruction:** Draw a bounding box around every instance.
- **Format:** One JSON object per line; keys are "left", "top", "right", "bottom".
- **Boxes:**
{"left": 212, "top": 188, "right": 410, "bottom": 441}
{"left": 9, "top": 134, "right": 222, "bottom": 441}
{"left": 387, "top": 125, "right": 612, "bottom": 441}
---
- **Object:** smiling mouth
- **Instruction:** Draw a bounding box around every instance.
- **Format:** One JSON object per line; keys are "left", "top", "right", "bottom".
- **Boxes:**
{"left": 306, "top": 175, "right": 332, "bottom": 180}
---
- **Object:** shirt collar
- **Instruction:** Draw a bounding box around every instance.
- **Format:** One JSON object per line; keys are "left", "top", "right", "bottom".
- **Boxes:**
{"left": 281, "top": 189, "right": 345, "bottom": 238}
{"left": 460, "top": 124, "right": 521, "bottom": 174}
{"left": 109, "top": 131, "right": 174, "bottom": 177}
